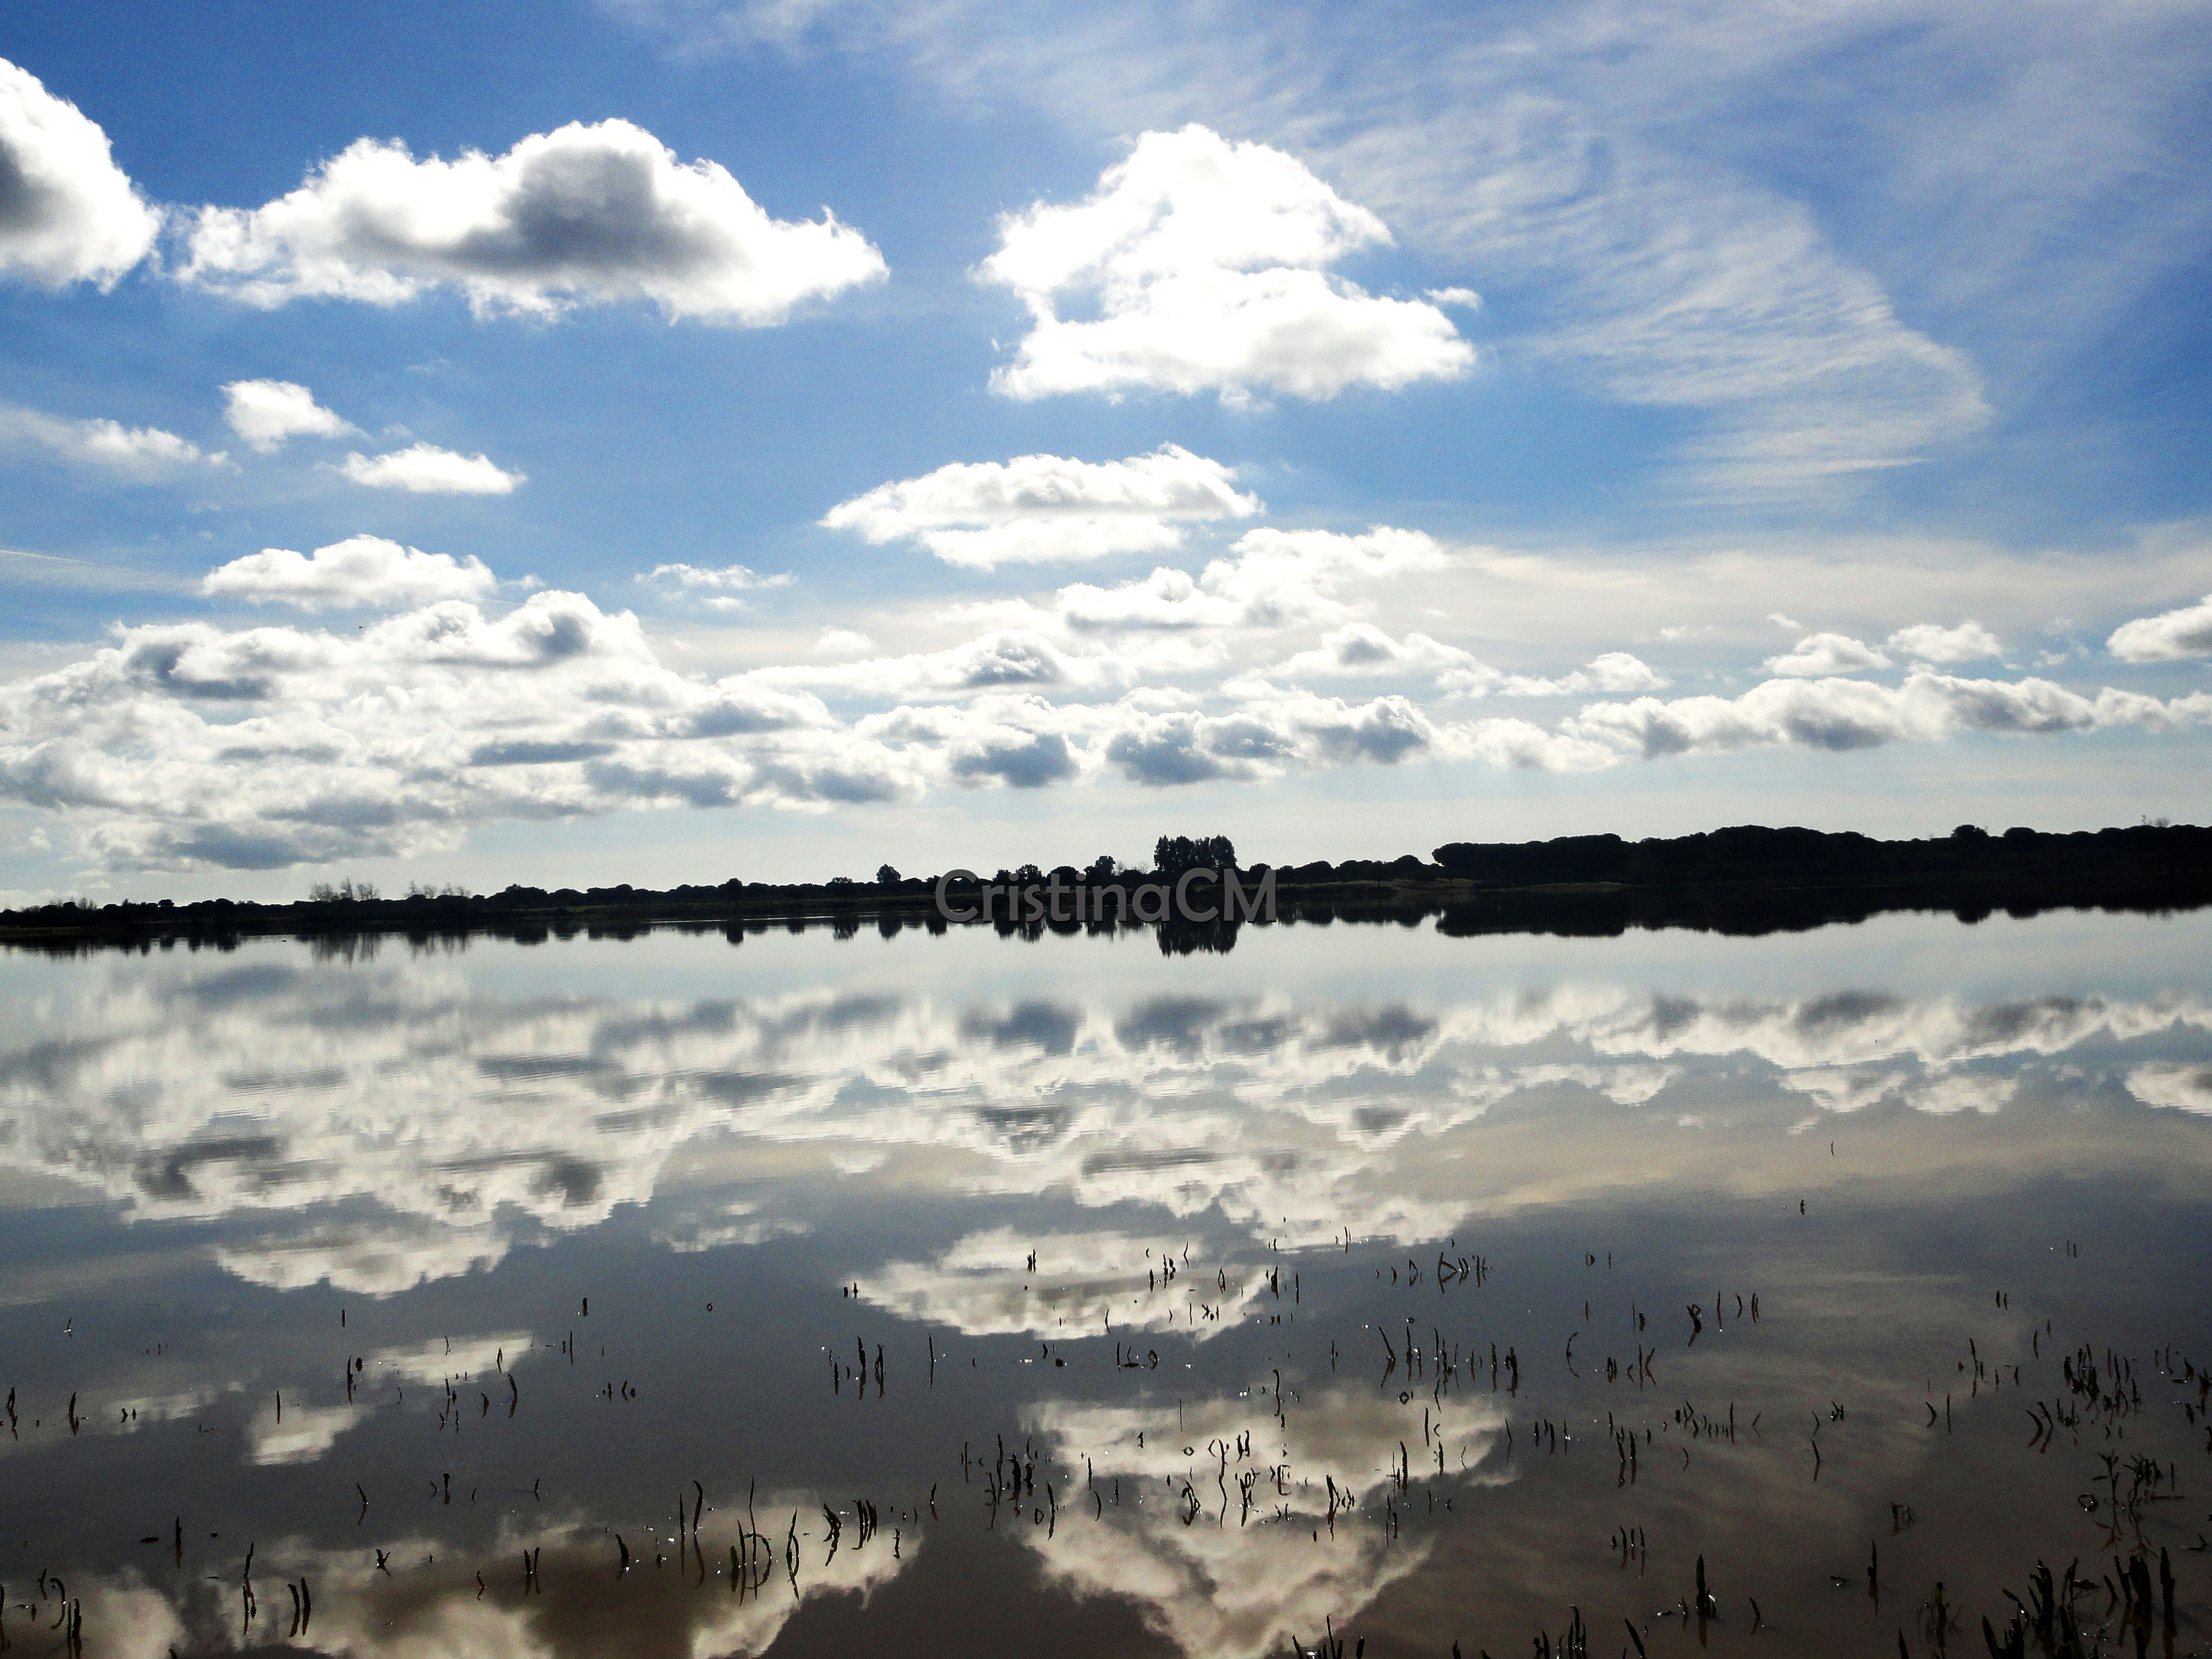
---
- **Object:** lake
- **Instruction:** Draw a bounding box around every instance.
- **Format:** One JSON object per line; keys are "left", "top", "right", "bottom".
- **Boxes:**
{"left": 2, "top": 905, "right": 2208, "bottom": 1657}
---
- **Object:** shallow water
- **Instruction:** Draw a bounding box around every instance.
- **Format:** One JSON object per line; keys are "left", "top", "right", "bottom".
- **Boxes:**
{"left": 2, "top": 907, "right": 2209, "bottom": 1658}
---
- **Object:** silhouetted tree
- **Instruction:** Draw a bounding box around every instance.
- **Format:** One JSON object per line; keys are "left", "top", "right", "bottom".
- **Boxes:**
{"left": 1153, "top": 834, "right": 1236, "bottom": 877}
{"left": 876, "top": 864, "right": 901, "bottom": 885}
{"left": 308, "top": 878, "right": 380, "bottom": 903}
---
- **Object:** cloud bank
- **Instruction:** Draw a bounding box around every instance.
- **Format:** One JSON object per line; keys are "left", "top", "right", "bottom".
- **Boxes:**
{"left": 0, "top": 508, "right": 2203, "bottom": 871}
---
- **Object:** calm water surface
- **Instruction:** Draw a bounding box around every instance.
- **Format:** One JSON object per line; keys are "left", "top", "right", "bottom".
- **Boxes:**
{"left": 2, "top": 909, "right": 2209, "bottom": 1657}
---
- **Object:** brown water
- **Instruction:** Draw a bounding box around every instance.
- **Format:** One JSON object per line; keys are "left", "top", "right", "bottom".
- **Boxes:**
{"left": 1, "top": 907, "right": 2208, "bottom": 1657}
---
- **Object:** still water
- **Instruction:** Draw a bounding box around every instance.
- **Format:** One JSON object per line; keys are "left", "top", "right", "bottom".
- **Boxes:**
{"left": 1, "top": 908, "right": 2208, "bottom": 1657}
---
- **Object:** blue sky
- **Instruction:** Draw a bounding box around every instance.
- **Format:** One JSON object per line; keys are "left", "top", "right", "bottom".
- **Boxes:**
{"left": 1, "top": 0, "right": 2209, "bottom": 899}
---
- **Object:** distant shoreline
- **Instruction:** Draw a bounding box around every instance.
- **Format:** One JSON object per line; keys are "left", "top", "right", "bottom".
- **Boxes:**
{"left": 4, "top": 821, "right": 2207, "bottom": 954}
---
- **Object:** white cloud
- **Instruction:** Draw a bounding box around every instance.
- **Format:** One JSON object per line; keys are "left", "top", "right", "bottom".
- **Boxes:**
{"left": 1269, "top": 623, "right": 1478, "bottom": 681}
{"left": 864, "top": 1225, "right": 1265, "bottom": 1338}
{"left": 220, "top": 379, "right": 357, "bottom": 453}
{"left": 217, "top": 1217, "right": 508, "bottom": 1294}
{"left": 1763, "top": 631, "right": 1891, "bottom": 677}
{"left": 625, "top": 3, "right": 2053, "bottom": 493}
{"left": 0, "top": 404, "right": 221, "bottom": 479}
{"left": 338, "top": 442, "right": 523, "bottom": 495}
{"left": 639, "top": 561, "right": 792, "bottom": 610}
{"left": 822, "top": 445, "right": 1260, "bottom": 567}
{"left": 1197, "top": 525, "right": 1448, "bottom": 627}
{"left": 1887, "top": 620, "right": 2001, "bottom": 663}
{"left": 980, "top": 524, "right": 1448, "bottom": 651}
{"left": 1566, "top": 669, "right": 2208, "bottom": 762}
{"left": 0, "top": 938, "right": 2203, "bottom": 1318}
{"left": 0, "top": 58, "right": 159, "bottom": 288}
{"left": 0, "top": 575, "right": 902, "bottom": 870}
{"left": 1100, "top": 689, "right": 1438, "bottom": 786}
{"left": 1024, "top": 1386, "right": 1487, "bottom": 1658}
{"left": 2109, "top": 593, "right": 2212, "bottom": 663}
{"left": 2, "top": 507, "right": 2208, "bottom": 869}
{"left": 979, "top": 124, "right": 1473, "bottom": 403}
{"left": 179, "top": 117, "right": 886, "bottom": 323}
{"left": 1454, "top": 651, "right": 1669, "bottom": 699}
{"left": 1907, "top": 1073, "right": 2016, "bottom": 1116}
{"left": 754, "top": 630, "right": 1089, "bottom": 701}
{"left": 245, "top": 1399, "right": 357, "bottom": 1466}
{"left": 201, "top": 534, "right": 498, "bottom": 611}
{"left": 2126, "top": 1062, "right": 2212, "bottom": 1116}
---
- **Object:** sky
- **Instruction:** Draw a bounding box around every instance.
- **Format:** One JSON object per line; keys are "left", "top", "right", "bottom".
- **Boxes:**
{"left": 0, "top": 0, "right": 2209, "bottom": 900}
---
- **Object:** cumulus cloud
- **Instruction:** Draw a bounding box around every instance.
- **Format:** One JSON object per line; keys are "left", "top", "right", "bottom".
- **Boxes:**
{"left": 179, "top": 117, "right": 886, "bottom": 323}
{"left": 1444, "top": 651, "right": 1669, "bottom": 699}
{"left": 1763, "top": 631, "right": 1891, "bottom": 677}
{"left": 0, "top": 58, "right": 159, "bottom": 288}
{"left": 2, "top": 500, "right": 2208, "bottom": 868}
{"left": 1048, "top": 524, "right": 1446, "bottom": 636}
{"left": 0, "top": 574, "right": 898, "bottom": 869}
{"left": 220, "top": 379, "right": 357, "bottom": 453}
{"left": 756, "top": 631, "right": 1087, "bottom": 700}
{"left": 201, "top": 535, "right": 499, "bottom": 611}
{"left": 1269, "top": 623, "right": 1479, "bottom": 682}
{"left": 0, "top": 404, "right": 221, "bottom": 479}
{"left": 1101, "top": 689, "right": 1436, "bottom": 786}
{"left": 338, "top": 441, "right": 524, "bottom": 494}
{"left": 822, "top": 445, "right": 1259, "bottom": 567}
{"left": 2109, "top": 594, "right": 2212, "bottom": 663}
{"left": 979, "top": 125, "right": 1473, "bottom": 403}
{"left": 1886, "top": 620, "right": 2001, "bottom": 663}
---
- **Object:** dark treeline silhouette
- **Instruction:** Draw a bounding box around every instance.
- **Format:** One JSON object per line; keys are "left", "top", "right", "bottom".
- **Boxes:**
{"left": 1, "top": 821, "right": 2205, "bottom": 956}
{"left": 1427, "top": 820, "right": 2208, "bottom": 888}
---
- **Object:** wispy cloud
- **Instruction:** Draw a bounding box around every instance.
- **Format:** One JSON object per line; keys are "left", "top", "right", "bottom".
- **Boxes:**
{"left": 0, "top": 404, "right": 224, "bottom": 479}
{"left": 610, "top": 0, "right": 2212, "bottom": 497}
{"left": 638, "top": 561, "right": 794, "bottom": 610}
